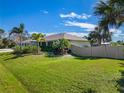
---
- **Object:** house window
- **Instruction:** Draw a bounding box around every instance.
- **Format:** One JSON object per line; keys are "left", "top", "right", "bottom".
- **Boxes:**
{"left": 48, "top": 41, "right": 53, "bottom": 46}
{"left": 42, "top": 42, "right": 46, "bottom": 47}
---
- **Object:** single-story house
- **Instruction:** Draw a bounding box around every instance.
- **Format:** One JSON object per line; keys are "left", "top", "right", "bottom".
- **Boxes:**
{"left": 43, "top": 33, "right": 90, "bottom": 47}
{"left": 21, "top": 40, "right": 37, "bottom": 46}
{"left": 22, "top": 33, "right": 90, "bottom": 47}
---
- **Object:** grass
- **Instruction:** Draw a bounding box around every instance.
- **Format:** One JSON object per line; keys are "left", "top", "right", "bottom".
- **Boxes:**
{"left": 0, "top": 56, "right": 28, "bottom": 93}
{"left": 0, "top": 53, "right": 124, "bottom": 93}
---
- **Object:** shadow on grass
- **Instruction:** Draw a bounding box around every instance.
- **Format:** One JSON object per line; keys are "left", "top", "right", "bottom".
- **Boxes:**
{"left": 74, "top": 56, "right": 101, "bottom": 60}
{"left": 116, "top": 63, "right": 124, "bottom": 93}
{"left": 83, "top": 88, "right": 97, "bottom": 93}
{"left": 71, "top": 53, "right": 102, "bottom": 60}
{"left": 45, "top": 52, "right": 64, "bottom": 58}
{"left": 120, "top": 63, "right": 124, "bottom": 67}
{"left": 72, "top": 53, "right": 124, "bottom": 61}
{"left": 4, "top": 53, "right": 25, "bottom": 61}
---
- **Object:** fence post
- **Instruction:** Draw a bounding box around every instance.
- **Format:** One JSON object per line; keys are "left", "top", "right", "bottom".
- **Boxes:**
{"left": 105, "top": 45, "right": 108, "bottom": 58}
{"left": 91, "top": 47, "right": 92, "bottom": 57}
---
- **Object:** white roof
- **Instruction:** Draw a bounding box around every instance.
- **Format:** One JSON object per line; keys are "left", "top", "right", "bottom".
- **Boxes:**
{"left": 22, "top": 40, "right": 37, "bottom": 43}
{"left": 45, "top": 33, "right": 87, "bottom": 41}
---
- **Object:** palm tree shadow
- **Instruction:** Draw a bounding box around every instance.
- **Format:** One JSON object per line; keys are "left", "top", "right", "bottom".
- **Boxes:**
{"left": 74, "top": 56, "right": 101, "bottom": 60}
{"left": 83, "top": 88, "right": 96, "bottom": 93}
{"left": 116, "top": 63, "right": 124, "bottom": 93}
{"left": 4, "top": 54, "right": 25, "bottom": 61}
{"left": 45, "top": 52, "right": 63, "bottom": 58}
{"left": 120, "top": 63, "right": 124, "bottom": 67}
{"left": 71, "top": 53, "right": 100, "bottom": 60}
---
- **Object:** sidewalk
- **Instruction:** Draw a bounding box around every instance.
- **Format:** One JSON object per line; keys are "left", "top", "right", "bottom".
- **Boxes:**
{"left": 0, "top": 49, "right": 14, "bottom": 53}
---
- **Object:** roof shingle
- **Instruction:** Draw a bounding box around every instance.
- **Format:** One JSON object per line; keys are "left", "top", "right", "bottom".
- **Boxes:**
{"left": 45, "top": 33, "right": 87, "bottom": 41}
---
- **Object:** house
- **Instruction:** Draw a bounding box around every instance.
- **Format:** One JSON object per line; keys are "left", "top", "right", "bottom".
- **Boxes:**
{"left": 21, "top": 33, "right": 90, "bottom": 47}
{"left": 43, "top": 33, "right": 90, "bottom": 47}
{"left": 101, "top": 42, "right": 111, "bottom": 46}
{"left": 21, "top": 40, "right": 38, "bottom": 46}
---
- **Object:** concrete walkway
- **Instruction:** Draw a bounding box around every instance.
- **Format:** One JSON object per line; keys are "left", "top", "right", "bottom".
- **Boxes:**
{"left": 0, "top": 49, "right": 14, "bottom": 53}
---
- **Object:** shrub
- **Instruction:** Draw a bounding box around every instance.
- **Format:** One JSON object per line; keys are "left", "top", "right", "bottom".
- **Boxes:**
{"left": 52, "top": 39, "right": 71, "bottom": 55}
{"left": 0, "top": 38, "right": 16, "bottom": 48}
{"left": 22, "top": 46, "right": 32, "bottom": 54}
{"left": 41, "top": 46, "right": 53, "bottom": 52}
{"left": 14, "top": 45, "right": 38, "bottom": 54}
{"left": 14, "top": 45, "right": 21, "bottom": 54}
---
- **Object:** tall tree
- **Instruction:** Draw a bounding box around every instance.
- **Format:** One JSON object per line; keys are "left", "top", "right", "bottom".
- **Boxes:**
{"left": 86, "top": 27, "right": 102, "bottom": 46}
{"left": 94, "top": 0, "right": 124, "bottom": 27}
{"left": 0, "top": 28, "right": 5, "bottom": 39}
{"left": 0, "top": 29, "right": 5, "bottom": 48}
{"left": 86, "top": 26, "right": 112, "bottom": 46}
{"left": 94, "top": 0, "right": 124, "bottom": 41}
{"left": 18, "top": 23, "right": 25, "bottom": 48}
{"left": 10, "top": 23, "right": 25, "bottom": 50}
{"left": 31, "top": 33, "right": 45, "bottom": 54}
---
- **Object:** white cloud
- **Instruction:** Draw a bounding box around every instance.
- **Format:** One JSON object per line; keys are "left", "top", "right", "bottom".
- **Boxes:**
{"left": 40, "top": 10, "right": 48, "bottom": 14}
{"left": 44, "top": 32, "right": 88, "bottom": 37}
{"left": 65, "top": 21, "right": 96, "bottom": 31}
{"left": 110, "top": 28, "right": 123, "bottom": 37}
{"left": 60, "top": 12, "right": 91, "bottom": 19}
{"left": 29, "top": 31, "right": 39, "bottom": 34}
{"left": 110, "top": 28, "right": 121, "bottom": 33}
{"left": 44, "top": 32, "right": 57, "bottom": 36}
{"left": 43, "top": 11, "right": 48, "bottom": 14}
{"left": 67, "top": 32, "right": 88, "bottom": 37}
{"left": 62, "top": 8, "right": 65, "bottom": 10}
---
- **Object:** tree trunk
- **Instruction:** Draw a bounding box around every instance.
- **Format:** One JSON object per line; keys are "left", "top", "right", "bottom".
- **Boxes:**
{"left": 105, "top": 45, "right": 108, "bottom": 58}
{"left": 98, "top": 38, "right": 101, "bottom": 46}
{"left": 37, "top": 42, "right": 39, "bottom": 54}
{"left": 20, "top": 33, "right": 22, "bottom": 51}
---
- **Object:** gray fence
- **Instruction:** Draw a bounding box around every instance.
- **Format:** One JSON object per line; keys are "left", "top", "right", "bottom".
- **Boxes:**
{"left": 71, "top": 45, "right": 124, "bottom": 59}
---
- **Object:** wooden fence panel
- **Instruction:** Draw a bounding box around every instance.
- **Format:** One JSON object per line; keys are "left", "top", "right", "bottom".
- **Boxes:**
{"left": 71, "top": 45, "right": 124, "bottom": 59}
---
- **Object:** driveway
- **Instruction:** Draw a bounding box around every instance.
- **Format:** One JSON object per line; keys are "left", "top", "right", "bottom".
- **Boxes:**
{"left": 0, "top": 49, "right": 14, "bottom": 53}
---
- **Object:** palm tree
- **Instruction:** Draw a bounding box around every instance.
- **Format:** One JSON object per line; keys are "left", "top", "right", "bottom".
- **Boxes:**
{"left": 0, "top": 28, "right": 5, "bottom": 39}
{"left": 108, "top": 0, "right": 124, "bottom": 23}
{"left": 0, "top": 29, "right": 5, "bottom": 48}
{"left": 94, "top": 0, "right": 124, "bottom": 29}
{"left": 94, "top": 0, "right": 124, "bottom": 46}
{"left": 86, "top": 26, "right": 102, "bottom": 46}
{"left": 31, "top": 33, "right": 45, "bottom": 54}
{"left": 10, "top": 23, "right": 25, "bottom": 50}
{"left": 2, "top": 38, "right": 10, "bottom": 48}
{"left": 18, "top": 24, "right": 24, "bottom": 48}
{"left": 86, "top": 25, "right": 113, "bottom": 47}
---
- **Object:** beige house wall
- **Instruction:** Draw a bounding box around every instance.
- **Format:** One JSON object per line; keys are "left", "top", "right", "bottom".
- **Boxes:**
{"left": 71, "top": 45, "right": 124, "bottom": 59}
{"left": 70, "top": 40, "right": 90, "bottom": 47}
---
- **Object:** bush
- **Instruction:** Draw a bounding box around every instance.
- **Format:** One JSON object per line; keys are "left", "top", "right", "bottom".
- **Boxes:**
{"left": 22, "top": 46, "right": 32, "bottom": 54}
{"left": 14, "top": 45, "right": 38, "bottom": 54}
{"left": 52, "top": 39, "right": 71, "bottom": 55}
{"left": 14, "top": 46, "right": 21, "bottom": 54}
{"left": 41, "top": 46, "right": 53, "bottom": 52}
{"left": 0, "top": 38, "right": 16, "bottom": 48}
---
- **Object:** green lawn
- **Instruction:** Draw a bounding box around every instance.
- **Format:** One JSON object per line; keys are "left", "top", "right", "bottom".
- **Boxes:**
{"left": 0, "top": 53, "right": 124, "bottom": 93}
{"left": 0, "top": 56, "right": 28, "bottom": 93}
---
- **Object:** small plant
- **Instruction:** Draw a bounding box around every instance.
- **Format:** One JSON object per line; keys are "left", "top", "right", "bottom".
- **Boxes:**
{"left": 31, "top": 33, "right": 45, "bottom": 54}
{"left": 14, "top": 45, "right": 22, "bottom": 54}
{"left": 41, "top": 46, "right": 53, "bottom": 52}
{"left": 84, "top": 88, "right": 96, "bottom": 93}
{"left": 52, "top": 39, "right": 71, "bottom": 55}
{"left": 14, "top": 45, "right": 38, "bottom": 54}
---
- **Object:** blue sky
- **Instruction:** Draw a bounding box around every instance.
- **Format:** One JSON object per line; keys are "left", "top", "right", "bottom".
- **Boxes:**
{"left": 0, "top": 0, "right": 124, "bottom": 41}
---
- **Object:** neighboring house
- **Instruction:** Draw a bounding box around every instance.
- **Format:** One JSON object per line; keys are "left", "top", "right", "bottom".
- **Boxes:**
{"left": 101, "top": 42, "right": 111, "bottom": 46}
{"left": 22, "top": 33, "right": 90, "bottom": 47}
{"left": 21, "top": 40, "right": 38, "bottom": 46}
{"left": 44, "top": 33, "right": 90, "bottom": 47}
